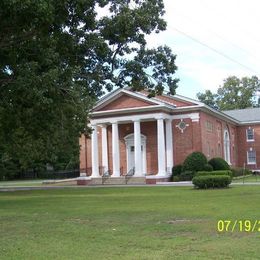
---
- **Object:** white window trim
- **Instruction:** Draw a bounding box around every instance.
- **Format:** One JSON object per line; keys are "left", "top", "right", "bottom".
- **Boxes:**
{"left": 247, "top": 150, "right": 256, "bottom": 165}
{"left": 223, "top": 129, "right": 231, "bottom": 164}
{"left": 246, "top": 128, "right": 255, "bottom": 142}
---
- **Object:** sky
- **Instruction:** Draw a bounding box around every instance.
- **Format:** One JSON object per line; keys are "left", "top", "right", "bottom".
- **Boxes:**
{"left": 145, "top": 0, "right": 260, "bottom": 99}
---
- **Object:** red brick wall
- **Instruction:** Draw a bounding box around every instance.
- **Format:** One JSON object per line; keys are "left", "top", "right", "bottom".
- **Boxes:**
{"left": 199, "top": 112, "right": 238, "bottom": 166}
{"left": 173, "top": 118, "right": 201, "bottom": 165}
{"left": 236, "top": 125, "right": 260, "bottom": 170}
{"left": 97, "top": 94, "right": 154, "bottom": 111}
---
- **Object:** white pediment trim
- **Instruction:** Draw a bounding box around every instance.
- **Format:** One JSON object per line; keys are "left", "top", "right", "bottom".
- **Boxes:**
{"left": 92, "top": 88, "right": 176, "bottom": 112}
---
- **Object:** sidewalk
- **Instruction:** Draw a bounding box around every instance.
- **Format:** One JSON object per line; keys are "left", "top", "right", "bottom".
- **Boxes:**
{"left": 1, "top": 181, "right": 260, "bottom": 192}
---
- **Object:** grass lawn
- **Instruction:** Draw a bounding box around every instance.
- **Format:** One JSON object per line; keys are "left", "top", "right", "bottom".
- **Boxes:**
{"left": 233, "top": 175, "right": 260, "bottom": 183}
{"left": 1, "top": 186, "right": 260, "bottom": 259}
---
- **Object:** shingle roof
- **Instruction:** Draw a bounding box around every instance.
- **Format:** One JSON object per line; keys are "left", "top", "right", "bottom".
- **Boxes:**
{"left": 223, "top": 107, "right": 260, "bottom": 122}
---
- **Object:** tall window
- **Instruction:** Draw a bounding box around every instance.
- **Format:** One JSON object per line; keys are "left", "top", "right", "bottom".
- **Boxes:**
{"left": 223, "top": 129, "right": 231, "bottom": 164}
{"left": 218, "top": 143, "right": 221, "bottom": 156}
{"left": 246, "top": 128, "right": 254, "bottom": 141}
{"left": 207, "top": 141, "right": 210, "bottom": 158}
{"left": 247, "top": 150, "right": 256, "bottom": 164}
{"left": 205, "top": 120, "right": 213, "bottom": 132}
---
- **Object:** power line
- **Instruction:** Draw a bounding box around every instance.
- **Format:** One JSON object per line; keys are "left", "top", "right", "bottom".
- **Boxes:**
{"left": 200, "top": 0, "right": 260, "bottom": 47}
{"left": 173, "top": 11, "right": 258, "bottom": 60}
{"left": 169, "top": 26, "right": 260, "bottom": 76}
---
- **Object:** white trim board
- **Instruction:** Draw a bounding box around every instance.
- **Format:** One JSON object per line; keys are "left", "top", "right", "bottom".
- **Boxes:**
{"left": 90, "top": 112, "right": 200, "bottom": 125}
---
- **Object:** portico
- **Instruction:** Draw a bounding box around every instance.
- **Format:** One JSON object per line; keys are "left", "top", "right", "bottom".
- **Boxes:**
{"left": 89, "top": 113, "right": 174, "bottom": 179}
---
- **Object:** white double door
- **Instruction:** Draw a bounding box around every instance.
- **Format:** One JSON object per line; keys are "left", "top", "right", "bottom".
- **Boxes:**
{"left": 128, "top": 145, "right": 144, "bottom": 173}
{"left": 125, "top": 134, "right": 147, "bottom": 175}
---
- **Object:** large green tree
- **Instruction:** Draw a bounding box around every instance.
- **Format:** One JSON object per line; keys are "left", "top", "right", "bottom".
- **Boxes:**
{"left": 0, "top": 0, "right": 178, "bottom": 177}
{"left": 197, "top": 76, "right": 260, "bottom": 111}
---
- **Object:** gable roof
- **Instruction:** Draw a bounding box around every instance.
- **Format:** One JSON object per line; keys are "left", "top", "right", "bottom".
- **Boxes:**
{"left": 92, "top": 88, "right": 171, "bottom": 111}
{"left": 223, "top": 107, "right": 260, "bottom": 123}
{"left": 93, "top": 88, "right": 204, "bottom": 112}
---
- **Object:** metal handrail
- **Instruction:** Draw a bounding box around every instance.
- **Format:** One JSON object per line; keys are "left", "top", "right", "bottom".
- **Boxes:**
{"left": 102, "top": 169, "right": 110, "bottom": 185}
{"left": 125, "top": 167, "right": 135, "bottom": 184}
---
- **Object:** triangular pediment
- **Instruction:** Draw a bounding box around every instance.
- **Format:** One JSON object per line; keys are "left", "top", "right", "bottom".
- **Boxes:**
{"left": 93, "top": 89, "right": 164, "bottom": 112}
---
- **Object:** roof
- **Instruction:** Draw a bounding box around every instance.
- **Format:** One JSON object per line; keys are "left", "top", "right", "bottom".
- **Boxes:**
{"left": 223, "top": 107, "right": 260, "bottom": 123}
{"left": 93, "top": 87, "right": 203, "bottom": 111}
{"left": 91, "top": 88, "right": 260, "bottom": 125}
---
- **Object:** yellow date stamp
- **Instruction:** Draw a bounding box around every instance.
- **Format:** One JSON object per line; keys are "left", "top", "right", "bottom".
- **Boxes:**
{"left": 217, "top": 220, "right": 260, "bottom": 232}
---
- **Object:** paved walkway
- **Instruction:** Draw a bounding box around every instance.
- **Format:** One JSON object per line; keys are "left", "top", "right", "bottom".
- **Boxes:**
{"left": 1, "top": 181, "right": 260, "bottom": 192}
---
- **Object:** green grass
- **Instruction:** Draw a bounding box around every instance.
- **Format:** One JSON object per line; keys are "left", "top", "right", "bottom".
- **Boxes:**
{"left": 233, "top": 175, "right": 260, "bottom": 183}
{"left": 1, "top": 186, "right": 260, "bottom": 259}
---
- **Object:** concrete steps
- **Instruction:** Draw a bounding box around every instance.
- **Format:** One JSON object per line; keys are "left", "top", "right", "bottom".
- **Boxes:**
{"left": 90, "top": 177, "right": 146, "bottom": 185}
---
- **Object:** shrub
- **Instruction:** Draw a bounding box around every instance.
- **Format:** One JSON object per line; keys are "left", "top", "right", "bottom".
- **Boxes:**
{"left": 208, "top": 157, "right": 230, "bottom": 171}
{"left": 231, "top": 167, "right": 252, "bottom": 177}
{"left": 182, "top": 152, "right": 207, "bottom": 172}
{"left": 192, "top": 175, "right": 232, "bottom": 189}
{"left": 196, "top": 170, "right": 233, "bottom": 178}
{"left": 172, "top": 176, "right": 180, "bottom": 182}
{"left": 203, "top": 164, "right": 213, "bottom": 171}
{"left": 172, "top": 164, "right": 183, "bottom": 176}
{"left": 179, "top": 171, "right": 194, "bottom": 181}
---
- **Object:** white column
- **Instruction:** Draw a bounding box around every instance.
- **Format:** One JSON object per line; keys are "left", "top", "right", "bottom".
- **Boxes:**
{"left": 91, "top": 124, "right": 99, "bottom": 177}
{"left": 101, "top": 124, "right": 108, "bottom": 173}
{"left": 165, "top": 119, "right": 173, "bottom": 173}
{"left": 142, "top": 143, "right": 147, "bottom": 175}
{"left": 112, "top": 122, "right": 120, "bottom": 177}
{"left": 157, "top": 118, "right": 166, "bottom": 176}
{"left": 134, "top": 119, "right": 142, "bottom": 176}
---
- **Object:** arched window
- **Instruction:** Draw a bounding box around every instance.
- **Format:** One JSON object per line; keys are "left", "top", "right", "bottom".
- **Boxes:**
{"left": 223, "top": 129, "right": 231, "bottom": 164}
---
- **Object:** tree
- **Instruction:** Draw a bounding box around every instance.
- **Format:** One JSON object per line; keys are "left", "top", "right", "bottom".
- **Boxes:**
{"left": 0, "top": 0, "right": 178, "bottom": 175}
{"left": 197, "top": 76, "right": 260, "bottom": 110}
{"left": 197, "top": 90, "right": 218, "bottom": 109}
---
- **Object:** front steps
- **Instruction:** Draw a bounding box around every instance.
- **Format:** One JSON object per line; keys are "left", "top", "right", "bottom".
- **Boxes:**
{"left": 77, "top": 176, "right": 146, "bottom": 185}
{"left": 90, "top": 176, "right": 146, "bottom": 185}
{"left": 77, "top": 176, "right": 170, "bottom": 185}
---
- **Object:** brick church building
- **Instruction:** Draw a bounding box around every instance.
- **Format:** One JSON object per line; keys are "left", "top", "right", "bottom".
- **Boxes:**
{"left": 79, "top": 87, "right": 260, "bottom": 184}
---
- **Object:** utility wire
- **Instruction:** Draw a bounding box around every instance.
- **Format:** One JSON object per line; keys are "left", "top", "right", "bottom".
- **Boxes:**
{"left": 173, "top": 11, "right": 258, "bottom": 60}
{"left": 200, "top": 0, "right": 260, "bottom": 47}
{"left": 169, "top": 26, "right": 260, "bottom": 76}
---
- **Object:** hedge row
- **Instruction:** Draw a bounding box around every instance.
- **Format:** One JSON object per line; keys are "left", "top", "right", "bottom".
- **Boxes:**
{"left": 196, "top": 170, "right": 233, "bottom": 178}
{"left": 192, "top": 175, "right": 232, "bottom": 189}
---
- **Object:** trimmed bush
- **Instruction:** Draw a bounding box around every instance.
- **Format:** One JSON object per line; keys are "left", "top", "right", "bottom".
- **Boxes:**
{"left": 172, "top": 176, "right": 180, "bottom": 182}
{"left": 172, "top": 164, "right": 183, "bottom": 176}
{"left": 179, "top": 171, "right": 194, "bottom": 181}
{"left": 231, "top": 167, "right": 252, "bottom": 177}
{"left": 208, "top": 157, "right": 230, "bottom": 171}
{"left": 192, "top": 175, "right": 232, "bottom": 189}
{"left": 203, "top": 164, "right": 213, "bottom": 172}
{"left": 182, "top": 152, "right": 207, "bottom": 172}
{"left": 196, "top": 170, "right": 233, "bottom": 178}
